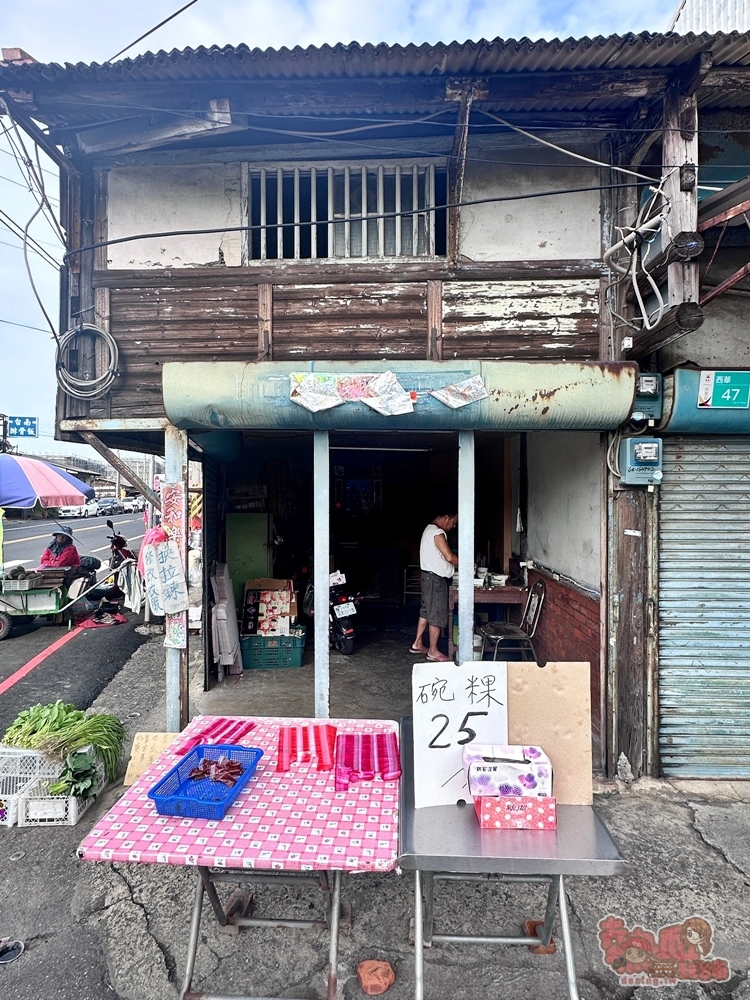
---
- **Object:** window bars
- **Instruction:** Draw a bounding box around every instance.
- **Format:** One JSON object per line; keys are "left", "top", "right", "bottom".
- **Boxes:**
{"left": 243, "top": 163, "right": 447, "bottom": 261}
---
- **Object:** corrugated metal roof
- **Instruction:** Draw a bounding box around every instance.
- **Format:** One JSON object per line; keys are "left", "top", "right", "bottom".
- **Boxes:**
{"left": 671, "top": 0, "right": 750, "bottom": 33}
{"left": 3, "top": 31, "right": 750, "bottom": 87}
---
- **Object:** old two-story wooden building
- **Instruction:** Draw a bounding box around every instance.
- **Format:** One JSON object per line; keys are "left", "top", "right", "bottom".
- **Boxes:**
{"left": 3, "top": 30, "right": 750, "bottom": 778}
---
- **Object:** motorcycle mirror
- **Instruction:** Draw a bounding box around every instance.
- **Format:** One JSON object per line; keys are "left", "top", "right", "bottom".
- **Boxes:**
{"left": 106, "top": 519, "right": 114, "bottom": 530}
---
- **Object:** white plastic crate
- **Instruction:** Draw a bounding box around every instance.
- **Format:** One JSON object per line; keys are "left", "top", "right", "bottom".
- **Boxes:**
{"left": 0, "top": 746, "right": 65, "bottom": 781}
{"left": 0, "top": 774, "right": 37, "bottom": 827}
{"left": 17, "top": 755, "right": 106, "bottom": 828}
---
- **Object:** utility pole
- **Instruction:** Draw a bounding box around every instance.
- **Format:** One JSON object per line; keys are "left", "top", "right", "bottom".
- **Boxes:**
{"left": 0, "top": 414, "right": 7, "bottom": 453}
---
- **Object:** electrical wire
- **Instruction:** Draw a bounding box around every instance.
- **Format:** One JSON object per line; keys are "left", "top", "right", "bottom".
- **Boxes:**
{"left": 55, "top": 324, "right": 119, "bottom": 399}
{"left": 22, "top": 199, "right": 58, "bottom": 340}
{"left": 2, "top": 120, "right": 65, "bottom": 245}
{"left": 108, "top": 0, "right": 201, "bottom": 63}
{"left": 0, "top": 317, "right": 53, "bottom": 333}
{"left": 477, "top": 110, "right": 657, "bottom": 184}
{"left": 0, "top": 211, "right": 61, "bottom": 267}
{"left": 62, "top": 179, "right": 649, "bottom": 261}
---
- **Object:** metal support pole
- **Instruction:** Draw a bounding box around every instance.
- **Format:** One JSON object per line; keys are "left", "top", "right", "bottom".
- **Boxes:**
{"left": 457, "top": 431, "right": 475, "bottom": 664}
{"left": 165, "top": 424, "right": 189, "bottom": 732}
{"left": 325, "top": 870, "right": 342, "bottom": 1000}
{"left": 557, "top": 876, "right": 582, "bottom": 1000}
{"left": 414, "top": 870, "right": 425, "bottom": 1000}
{"left": 144, "top": 454, "right": 155, "bottom": 625}
{"left": 313, "top": 430, "right": 330, "bottom": 718}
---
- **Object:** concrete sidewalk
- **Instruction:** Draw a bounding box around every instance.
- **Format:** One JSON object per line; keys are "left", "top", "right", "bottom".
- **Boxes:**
{"left": 4, "top": 636, "right": 750, "bottom": 1000}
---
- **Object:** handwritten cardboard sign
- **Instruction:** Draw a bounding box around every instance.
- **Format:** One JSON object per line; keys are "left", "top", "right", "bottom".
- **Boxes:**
{"left": 124, "top": 732, "right": 177, "bottom": 786}
{"left": 412, "top": 661, "right": 508, "bottom": 809}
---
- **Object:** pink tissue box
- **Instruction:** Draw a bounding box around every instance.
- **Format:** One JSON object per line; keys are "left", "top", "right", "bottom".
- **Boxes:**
{"left": 462, "top": 744, "right": 553, "bottom": 798}
{"left": 474, "top": 795, "right": 557, "bottom": 830}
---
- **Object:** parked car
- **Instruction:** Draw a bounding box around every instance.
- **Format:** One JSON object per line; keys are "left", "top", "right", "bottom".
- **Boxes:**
{"left": 96, "top": 497, "right": 123, "bottom": 516}
{"left": 121, "top": 497, "right": 139, "bottom": 513}
{"left": 57, "top": 499, "right": 99, "bottom": 518}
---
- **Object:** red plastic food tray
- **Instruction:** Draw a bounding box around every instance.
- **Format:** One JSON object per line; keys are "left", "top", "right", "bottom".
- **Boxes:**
{"left": 147, "top": 744, "right": 263, "bottom": 820}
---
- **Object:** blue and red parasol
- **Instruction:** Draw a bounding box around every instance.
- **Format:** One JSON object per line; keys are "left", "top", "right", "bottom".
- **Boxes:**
{"left": 0, "top": 454, "right": 95, "bottom": 509}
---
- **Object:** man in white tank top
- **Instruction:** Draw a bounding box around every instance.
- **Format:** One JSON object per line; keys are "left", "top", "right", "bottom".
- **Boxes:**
{"left": 411, "top": 513, "right": 458, "bottom": 662}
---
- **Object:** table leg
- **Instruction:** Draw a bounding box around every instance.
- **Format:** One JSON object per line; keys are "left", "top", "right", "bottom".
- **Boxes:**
{"left": 557, "top": 876, "right": 581, "bottom": 1000}
{"left": 413, "top": 870, "right": 425, "bottom": 1000}
{"left": 200, "top": 866, "right": 228, "bottom": 926}
{"left": 537, "top": 876, "right": 560, "bottom": 946}
{"left": 325, "top": 870, "right": 342, "bottom": 1000}
{"left": 422, "top": 872, "right": 435, "bottom": 947}
{"left": 180, "top": 871, "right": 205, "bottom": 1000}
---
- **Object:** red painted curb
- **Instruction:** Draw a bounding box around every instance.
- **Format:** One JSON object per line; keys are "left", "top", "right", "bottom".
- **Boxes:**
{"left": 0, "top": 627, "right": 82, "bottom": 697}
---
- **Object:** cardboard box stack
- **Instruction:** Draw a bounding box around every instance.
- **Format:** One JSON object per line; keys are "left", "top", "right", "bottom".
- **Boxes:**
{"left": 241, "top": 579, "right": 298, "bottom": 637}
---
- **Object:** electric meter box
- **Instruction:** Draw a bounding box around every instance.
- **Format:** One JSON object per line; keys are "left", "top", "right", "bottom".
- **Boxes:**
{"left": 619, "top": 437, "right": 663, "bottom": 486}
{"left": 631, "top": 373, "right": 663, "bottom": 422}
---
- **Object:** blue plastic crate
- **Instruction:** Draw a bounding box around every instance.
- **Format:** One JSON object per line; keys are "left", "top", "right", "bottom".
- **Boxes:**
{"left": 147, "top": 744, "right": 263, "bottom": 820}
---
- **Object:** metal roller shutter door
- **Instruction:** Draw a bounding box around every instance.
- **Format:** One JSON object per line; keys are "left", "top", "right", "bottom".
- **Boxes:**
{"left": 659, "top": 436, "right": 750, "bottom": 776}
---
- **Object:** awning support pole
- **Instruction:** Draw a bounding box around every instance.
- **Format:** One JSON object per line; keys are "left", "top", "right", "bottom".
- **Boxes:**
{"left": 458, "top": 431, "right": 475, "bottom": 664}
{"left": 313, "top": 430, "right": 330, "bottom": 718}
{"left": 165, "top": 424, "right": 189, "bottom": 732}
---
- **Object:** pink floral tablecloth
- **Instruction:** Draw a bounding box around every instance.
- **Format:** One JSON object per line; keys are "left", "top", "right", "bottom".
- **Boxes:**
{"left": 78, "top": 716, "right": 400, "bottom": 872}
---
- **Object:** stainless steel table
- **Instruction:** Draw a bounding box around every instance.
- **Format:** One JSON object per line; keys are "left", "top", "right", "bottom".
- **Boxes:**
{"left": 397, "top": 718, "right": 628, "bottom": 1000}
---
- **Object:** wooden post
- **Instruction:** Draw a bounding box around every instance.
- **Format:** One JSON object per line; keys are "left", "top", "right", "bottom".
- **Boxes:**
{"left": 426, "top": 280, "right": 442, "bottom": 360}
{"left": 502, "top": 438, "right": 513, "bottom": 576}
{"left": 258, "top": 283, "right": 272, "bottom": 360}
{"left": 663, "top": 85, "right": 699, "bottom": 306}
{"left": 313, "top": 431, "right": 330, "bottom": 718}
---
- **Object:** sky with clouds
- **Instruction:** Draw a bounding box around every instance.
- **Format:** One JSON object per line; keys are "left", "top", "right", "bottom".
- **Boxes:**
{"left": 0, "top": 0, "right": 678, "bottom": 456}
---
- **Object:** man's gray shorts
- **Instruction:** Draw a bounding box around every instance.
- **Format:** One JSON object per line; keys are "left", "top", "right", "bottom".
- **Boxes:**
{"left": 420, "top": 571, "right": 449, "bottom": 629}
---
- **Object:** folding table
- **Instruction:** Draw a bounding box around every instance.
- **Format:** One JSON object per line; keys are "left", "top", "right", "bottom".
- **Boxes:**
{"left": 397, "top": 718, "right": 627, "bottom": 1000}
{"left": 78, "top": 715, "right": 400, "bottom": 1000}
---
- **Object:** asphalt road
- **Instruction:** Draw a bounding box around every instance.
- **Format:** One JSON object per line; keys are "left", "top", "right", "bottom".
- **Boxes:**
{"left": 0, "top": 513, "right": 149, "bottom": 736}
{"left": 1, "top": 512, "right": 145, "bottom": 570}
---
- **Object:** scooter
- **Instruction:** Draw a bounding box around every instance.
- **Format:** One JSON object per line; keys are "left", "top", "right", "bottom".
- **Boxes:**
{"left": 106, "top": 519, "right": 136, "bottom": 569}
{"left": 104, "top": 520, "right": 137, "bottom": 600}
{"left": 302, "top": 575, "right": 360, "bottom": 655}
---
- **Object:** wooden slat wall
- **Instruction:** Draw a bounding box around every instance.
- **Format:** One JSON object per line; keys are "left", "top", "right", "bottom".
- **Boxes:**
{"left": 88, "top": 283, "right": 259, "bottom": 418}
{"left": 76, "top": 276, "right": 602, "bottom": 419}
{"left": 442, "top": 279, "right": 600, "bottom": 360}
{"left": 272, "top": 283, "right": 427, "bottom": 360}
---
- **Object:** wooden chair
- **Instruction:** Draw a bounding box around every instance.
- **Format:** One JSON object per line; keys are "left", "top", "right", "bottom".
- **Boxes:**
{"left": 479, "top": 579, "right": 546, "bottom": 663}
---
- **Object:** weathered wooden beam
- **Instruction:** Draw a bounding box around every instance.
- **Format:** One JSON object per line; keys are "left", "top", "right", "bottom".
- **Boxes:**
{"left": 663, "top": 85, "right": 699, "bottom": 307}
{"left": 257, "top": 283, "right": 272, "bottom": 360}
{"left": 0, "top": 92, "right": 78, "bottom": 174}
{"left": 79, "top": 430, "right": 162, "bottom": 509}
{"left": 426, "top": 279, "right": 442, "bottom": 360}
{"left": 701, "top": 66, "right": 750, "bottom": 91}
{"left": 629, "top": 301, "right": 704, "bottom": 357}
{"left": 27, "top": 69, "right": 672, "bottom": 132}
{"left": 93, "top": 258, "right": 607, "bottom": 289}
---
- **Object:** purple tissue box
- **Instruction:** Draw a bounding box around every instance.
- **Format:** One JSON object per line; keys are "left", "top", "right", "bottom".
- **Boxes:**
{"left": 463, "top": 744, "right": 553, "bottom": 798}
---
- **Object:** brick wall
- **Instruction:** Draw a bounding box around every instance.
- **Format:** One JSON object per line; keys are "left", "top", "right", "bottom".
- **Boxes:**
{"left": 526, "top": 569, "right": 602, "bottom": 743}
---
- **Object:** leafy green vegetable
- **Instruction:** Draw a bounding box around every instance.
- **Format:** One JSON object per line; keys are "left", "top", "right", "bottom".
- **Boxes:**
{"left": 2, "top": 702, "right": 125, "bottom": 783}
{"left": 1, "top": 701, "right": 84, "bottom": 748}
{"left": 39, "top": 714, "right": 125, "bottom": 783}
{"left": 48, "top": 750, "right": 100, "bottom": 800}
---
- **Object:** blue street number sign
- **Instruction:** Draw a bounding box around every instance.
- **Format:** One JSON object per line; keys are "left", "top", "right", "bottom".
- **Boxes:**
{"left": 7, "top": 416, "right": 39, "bottom": 437}
{"left": 697, "top": 371, "right": 750, "bottom": 409}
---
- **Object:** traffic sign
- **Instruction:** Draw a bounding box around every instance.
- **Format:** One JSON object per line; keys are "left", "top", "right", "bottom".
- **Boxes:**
{"left": 7, "top": 416, "right": 38, "bottom": 437}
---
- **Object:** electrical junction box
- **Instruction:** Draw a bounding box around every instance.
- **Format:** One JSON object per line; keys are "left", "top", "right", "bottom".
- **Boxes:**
{"left": 619, "top": 437, "right": 663, "bottom": 486}
{"left": 631, "top": 373, "right": 663, "bottom": 422}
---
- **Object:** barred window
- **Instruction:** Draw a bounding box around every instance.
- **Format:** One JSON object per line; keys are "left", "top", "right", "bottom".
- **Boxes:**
{"left": 243, "top": 162, "right": 448, "bottom": 261}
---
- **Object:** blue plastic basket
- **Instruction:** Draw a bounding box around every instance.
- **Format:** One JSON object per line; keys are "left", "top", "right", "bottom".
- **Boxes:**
{"left": 147, "top": 744, "right": 263, "bottom": 820}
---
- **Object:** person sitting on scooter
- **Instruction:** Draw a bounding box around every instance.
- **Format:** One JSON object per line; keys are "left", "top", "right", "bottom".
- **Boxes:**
{"left": 39, "top": 524, "right": 81, "bottom": 570}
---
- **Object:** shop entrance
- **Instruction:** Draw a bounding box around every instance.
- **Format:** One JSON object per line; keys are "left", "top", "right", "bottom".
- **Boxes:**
{"left": 220, "top": 430, "right": 518, "bottom": 713}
